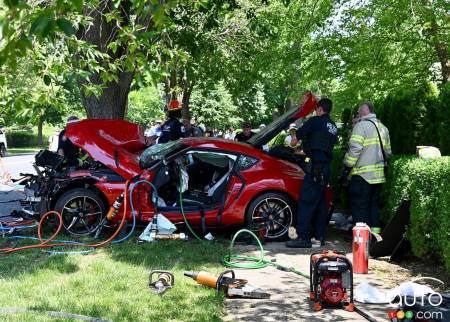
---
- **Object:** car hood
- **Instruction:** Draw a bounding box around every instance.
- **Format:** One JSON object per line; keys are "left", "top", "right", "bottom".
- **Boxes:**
{"left": 248, "top": 91, "right": 317, "bottom": 148}
{"left": 65, "top": 119, "right": 147, "bottom": 179}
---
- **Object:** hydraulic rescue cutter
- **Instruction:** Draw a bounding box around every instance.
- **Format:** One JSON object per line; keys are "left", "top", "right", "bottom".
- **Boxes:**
{"left": 184, "top": 270, "right": 270, "bottom": 299}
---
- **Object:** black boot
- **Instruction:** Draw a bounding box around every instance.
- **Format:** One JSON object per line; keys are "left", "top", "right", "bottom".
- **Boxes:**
{"left": 286, "top": 238, "right": 312, "bottom": 248}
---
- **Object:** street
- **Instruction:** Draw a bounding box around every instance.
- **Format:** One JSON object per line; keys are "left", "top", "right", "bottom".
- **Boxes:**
{"left": 2, "top": 153, "right": 36, "bottom": 178}
{"left": 0, "top": 153, "right": 36, "bottom": 217}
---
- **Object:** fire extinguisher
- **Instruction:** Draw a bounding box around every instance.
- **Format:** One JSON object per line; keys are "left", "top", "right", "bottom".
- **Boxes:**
{"left": 352, "top": 223, "right": 370, "bottom": 274}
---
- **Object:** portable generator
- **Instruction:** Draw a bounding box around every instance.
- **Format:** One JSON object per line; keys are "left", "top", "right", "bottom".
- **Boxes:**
{"left": 310, "top": 250, "right": 354, "bottom": 312}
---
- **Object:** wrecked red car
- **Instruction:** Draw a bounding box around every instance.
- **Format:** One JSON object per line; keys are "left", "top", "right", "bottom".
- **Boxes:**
{"left": 19, "top": 92, "right": 333, "bottom": 240}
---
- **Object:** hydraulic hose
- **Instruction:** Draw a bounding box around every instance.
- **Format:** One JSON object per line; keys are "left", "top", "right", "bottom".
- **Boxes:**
{"left": 178, "top": 171, "right": 203, "bottom": 241}
{"left": 112, "top": 179, "right": 158, "bottom": 244}
{"left": 0, "top": 180, "right": 132, "bottom": 254}
{"left": 223, "top": 229, "right": 376, "bottom": 322}
{"left": 0, "top": 211, "right": 65, "bottom": 253}
{"left": 222, "top": 229, "right": 309, "bottom": 278}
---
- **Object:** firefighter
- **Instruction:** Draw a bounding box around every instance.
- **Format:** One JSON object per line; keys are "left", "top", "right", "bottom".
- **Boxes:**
{"left": 340, "top": 102, "right": 391, "bottom": 233}
{"left": 158, "top": 100, "right": 185, "bottom": 144}
{"left": 286, "top": 98, "right": 338, "bottom": 248}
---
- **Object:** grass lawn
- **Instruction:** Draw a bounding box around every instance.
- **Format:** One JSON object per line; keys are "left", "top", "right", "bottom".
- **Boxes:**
{"left": 0, "top": 238, "right": 227, "bottom": 321}
{"left": 7, "top": 147, "right": 42, "bottom": 155}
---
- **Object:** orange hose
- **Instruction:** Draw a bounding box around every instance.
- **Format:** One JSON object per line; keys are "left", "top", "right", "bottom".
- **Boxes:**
{"left": 0, "top": 220, "right": 36, "bottom": 227}
{"left": 0, "top": 180, "right": 131, "bottom": 254}
{"left": 85, "top": 180, "right": 130, "bottom": 248}
{"left": 1, "top": 211, "right": 64, "bottom": 253}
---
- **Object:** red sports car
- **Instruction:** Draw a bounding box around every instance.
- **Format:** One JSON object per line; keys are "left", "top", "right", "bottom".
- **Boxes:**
{"left": 20, "top": 92, "right": 332, "bottom": 240}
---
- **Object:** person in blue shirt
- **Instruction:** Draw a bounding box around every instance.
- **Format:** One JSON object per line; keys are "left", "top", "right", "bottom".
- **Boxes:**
{"left": 286, "top": 98, "right": 338, "bottom": 248}
{"left": 159, "top": 100, "right": 185, "bottom": 144}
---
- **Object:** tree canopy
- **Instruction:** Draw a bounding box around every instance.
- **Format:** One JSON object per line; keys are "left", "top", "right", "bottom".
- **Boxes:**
{"left": 0, "top": 0, "right": 448, "bottom": 127}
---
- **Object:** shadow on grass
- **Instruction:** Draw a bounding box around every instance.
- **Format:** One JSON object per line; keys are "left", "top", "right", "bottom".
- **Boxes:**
{"left": 0, "top": 249, "right": 79, "bottom": 279}
{"left": 104, "top": 238, "right": 228, "bottom": 271}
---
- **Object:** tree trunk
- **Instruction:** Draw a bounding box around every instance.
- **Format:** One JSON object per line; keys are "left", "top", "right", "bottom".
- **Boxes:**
{"left": 79, "top": 73, "right": 134, "bottom": 119}
{"left": 422, "top": 1, "right": 449, "bottom": 84}
{"left": 181, "top": 80, "right": 194, "bottom": 120}
{"left": 435, "top": 41, "right": 449, "bottom": 84}
{"left": 37, "top": 116, "right": 43, "bottom": 146}
{"left": 75, "top": 1, "right": 156, "bottom": 118}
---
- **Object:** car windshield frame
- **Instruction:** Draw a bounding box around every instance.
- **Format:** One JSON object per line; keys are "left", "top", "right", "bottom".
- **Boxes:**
{"left": 139, "top": 141, "right": 186, "bottom": 169}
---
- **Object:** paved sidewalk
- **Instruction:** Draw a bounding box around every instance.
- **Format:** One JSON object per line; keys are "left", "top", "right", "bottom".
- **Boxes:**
{"left": 224, "top": 233, "right": 398, "bottom": 322}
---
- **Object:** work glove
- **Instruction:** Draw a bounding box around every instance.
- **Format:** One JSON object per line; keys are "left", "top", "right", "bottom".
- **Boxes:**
{"left": 338, "top": 166, "right": 352, "bottom": 186}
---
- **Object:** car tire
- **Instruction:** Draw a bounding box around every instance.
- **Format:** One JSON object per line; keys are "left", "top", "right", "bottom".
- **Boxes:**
{"left": 54, "top": 188, "right": 107, "bottom": 237}
{"left": 245, "top": 192, "right": 296, "bottom": 241}
{"left": 0, "top": 144, "right": 7, "bottom": 157}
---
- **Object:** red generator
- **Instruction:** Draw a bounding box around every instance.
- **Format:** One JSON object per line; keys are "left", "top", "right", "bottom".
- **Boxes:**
{"left": 309, "top": 250, "right": 354, "bottom": 312}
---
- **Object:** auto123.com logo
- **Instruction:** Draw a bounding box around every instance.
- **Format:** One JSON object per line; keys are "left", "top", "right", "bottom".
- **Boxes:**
{"left": 387, "top": 277, "right": 445, "bottom": 321}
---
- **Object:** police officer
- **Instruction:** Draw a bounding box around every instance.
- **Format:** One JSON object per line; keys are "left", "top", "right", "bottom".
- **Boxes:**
{"left": 286, "top": 98, "right": 338, "bottom": 248}
{"left": 158, "top": 100, "right": 185, "bottom": 144}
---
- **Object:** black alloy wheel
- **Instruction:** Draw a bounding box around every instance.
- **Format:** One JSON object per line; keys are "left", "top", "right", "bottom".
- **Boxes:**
{"left": 55, "top": 188, "right": 106, "bottom": 236}
{"left": 246, "top": 192, "right": 294, "bottom": 240}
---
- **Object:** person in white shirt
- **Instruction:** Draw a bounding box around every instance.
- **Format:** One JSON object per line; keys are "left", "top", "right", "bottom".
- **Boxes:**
{"left": 285, "top": 123, "right": 300, "bottom": 148}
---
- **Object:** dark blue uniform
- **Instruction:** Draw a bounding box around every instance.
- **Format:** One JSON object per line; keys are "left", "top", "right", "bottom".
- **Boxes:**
{"left": 295, "top": 114, "right": 338, "bottom": 241}
{"left": 158, "top": 117, "right": 185, "bottom": 143}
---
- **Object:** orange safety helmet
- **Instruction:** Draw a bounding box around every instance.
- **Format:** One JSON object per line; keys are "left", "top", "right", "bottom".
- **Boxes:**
{"left": 168, "top": 99, "right": 181, "bottom": 111}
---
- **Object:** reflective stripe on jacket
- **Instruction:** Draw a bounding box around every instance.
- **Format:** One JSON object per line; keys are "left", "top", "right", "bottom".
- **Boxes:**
{"left": 344, "top": 114, "right": 392, "bottom": 184}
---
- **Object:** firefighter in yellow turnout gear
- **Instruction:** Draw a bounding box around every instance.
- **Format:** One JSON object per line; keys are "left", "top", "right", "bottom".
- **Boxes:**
{"left": 340, "top": 102, "right": 391, "bottom": 233}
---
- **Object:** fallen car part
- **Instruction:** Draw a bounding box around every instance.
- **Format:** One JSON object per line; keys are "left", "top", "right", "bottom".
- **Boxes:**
{"left": 310, "top": 250, "right": 354, "bottom": 312}
{"left": 0, "top": 307, "right": 111, "bottom": 322}
{"left": 149, "top": 270, "right": 175, "bottom": 295}
{"left": 184, "top": 270, "right": 270, "bottom": 299}
{"left": 138, "top": 213, "right": 180, "bottom": 242}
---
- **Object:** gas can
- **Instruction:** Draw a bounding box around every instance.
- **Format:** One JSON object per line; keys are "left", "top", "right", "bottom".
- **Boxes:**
{"left": 352, "top": 223, "right": 370, "bottom": 274}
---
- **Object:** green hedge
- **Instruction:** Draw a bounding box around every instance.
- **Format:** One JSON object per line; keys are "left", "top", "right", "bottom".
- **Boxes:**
{"left": 376, "top": 83, "right": 450, "bottom": 155}
{"left": 6, "top": 130, "right": 49, "bottom": 148}
{"left": 383, "top": 156, "right": 450, "bottom": 272}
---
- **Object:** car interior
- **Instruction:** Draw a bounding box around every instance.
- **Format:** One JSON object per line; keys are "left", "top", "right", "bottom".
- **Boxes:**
{"left": 152, "top": 150, "right": 237, "bottom": 211}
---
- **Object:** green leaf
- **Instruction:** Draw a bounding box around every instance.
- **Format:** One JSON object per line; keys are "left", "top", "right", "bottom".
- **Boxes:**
{"left": 56, "top": 18, "right": 76, "bottom": 36}
{"left": 43, "top": 74, "right": 51, "bottom": 86}
{"left": 30, "top": 12, "right": 53, "bottom": 37}
{"left": 4, "top": 0, "right": 19, "bottom": 9}
{"left": 72, "top": 0, "right": 83, "bottom": 12}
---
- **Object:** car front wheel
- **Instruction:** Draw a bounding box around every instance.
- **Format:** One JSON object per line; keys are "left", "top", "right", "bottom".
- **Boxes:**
{"left": 54, "top": 188, "right": 106, "bottom": 237}
{"left": 245, "top": 192, "right": 295, "bottom": 240}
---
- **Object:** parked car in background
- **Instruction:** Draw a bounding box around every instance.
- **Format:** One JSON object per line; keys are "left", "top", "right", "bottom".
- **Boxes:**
{"left": 0, "top": 127, "right": 8, "bottom": 157}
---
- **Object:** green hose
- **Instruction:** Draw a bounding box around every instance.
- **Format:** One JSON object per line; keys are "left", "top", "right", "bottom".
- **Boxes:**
{"left": 222, "top": 229, "right": 309, "bottom": 279}
{"left": 179, "top": 170, "right": 204, "bottom": 241}
{"left": 179, "top": 191, "right": 204, "bottom": 241}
